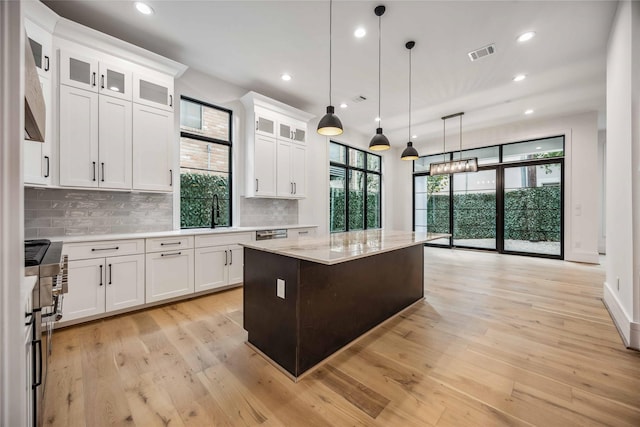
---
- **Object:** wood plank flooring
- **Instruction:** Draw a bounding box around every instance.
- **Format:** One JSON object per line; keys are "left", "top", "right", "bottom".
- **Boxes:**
{"left": 43, "top": 248, "right": 640, "bottom": 426}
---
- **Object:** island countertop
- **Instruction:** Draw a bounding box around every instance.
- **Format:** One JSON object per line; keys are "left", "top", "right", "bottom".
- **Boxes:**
{"left": 241, "top": 229, "right": 448, "bottom": 265}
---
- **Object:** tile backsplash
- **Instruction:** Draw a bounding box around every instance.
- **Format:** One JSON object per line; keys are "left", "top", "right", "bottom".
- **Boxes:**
{"left": 239, "top": 197, "right": 297, "bottom": 226}
{"left": 24, "top": 188, "right": 173, "bottom": 238}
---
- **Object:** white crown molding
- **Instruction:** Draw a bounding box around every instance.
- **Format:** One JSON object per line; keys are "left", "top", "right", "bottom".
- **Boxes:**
{"left": 240, "top": 91, "right": 314, "bottom": 122}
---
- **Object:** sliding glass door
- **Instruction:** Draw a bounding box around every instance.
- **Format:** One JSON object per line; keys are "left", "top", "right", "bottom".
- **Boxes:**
{"left": 453, "top": 170, "right": 496, "bottom": 249}
{"left": 503, "top": 162, "right": 562, "bottom": 256}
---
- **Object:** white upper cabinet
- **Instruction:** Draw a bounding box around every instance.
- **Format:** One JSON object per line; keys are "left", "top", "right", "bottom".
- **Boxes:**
{"left": 98, "top": 96, "right": 132, "bottom": 189}
{"left": 25, "top": 19, "right": 52, "bottom": 79}
{"left": 133, "top": 72, "right": 174, "bottom": 111}
{"left": 132, "top": 103, "right": 174, "bottom": 192}
{"left": 59, "top": 49, "right": 99, "bottom": 92}
{"left": 98, "top": 61, "right": 132, "bottom": 101}
{"left": 240, "top": 91, "right": 313, "bottom": 199}
{"left": 24, "top": 76, "right": 52, "bottom": 185}
{"left": 59, "top": 85, "right": 99, "bottom": 188}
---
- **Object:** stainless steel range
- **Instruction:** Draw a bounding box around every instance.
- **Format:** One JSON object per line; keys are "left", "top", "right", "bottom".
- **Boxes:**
{"left": 24, "top": 239, "right": 68, "bottom": 427}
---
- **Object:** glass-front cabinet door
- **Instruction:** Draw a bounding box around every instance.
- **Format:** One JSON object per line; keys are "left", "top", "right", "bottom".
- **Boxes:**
{"left": 133, "top": 72, "right": 174, "bottom": 111}
{"left": 98, "top": 61, "right": 132, "bottom": 101}
{"left": 60, "top": 50, "right": 99, "bottom": 92}
{"left": 24, "top": 19, "right": 52, "bottom": 79}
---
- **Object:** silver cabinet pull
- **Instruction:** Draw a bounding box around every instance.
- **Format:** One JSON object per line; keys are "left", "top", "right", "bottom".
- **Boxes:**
{"left": 161, "top": 252, "right": 181, "bottom": 257}
{"left": 160, "top": 242, "right": 181, "bottom": 246}
{"left": 92, "top": 247, "right": 119, "bottom": 252}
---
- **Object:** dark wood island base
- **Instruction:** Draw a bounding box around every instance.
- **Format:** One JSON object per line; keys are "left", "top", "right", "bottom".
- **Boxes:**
{"left": 243, "top": 243, "right": 424, "bottom": 380}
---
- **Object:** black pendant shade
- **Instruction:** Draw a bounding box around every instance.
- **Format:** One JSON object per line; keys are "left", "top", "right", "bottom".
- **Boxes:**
{"left": 401, "top": 141, "right": 419, "bottom": 160}
{"left": 318, "top": 105, "right": 343, "bottom": 136}
{"left": 317, "top": 0, "right": 343, "bottom": 136}
{"left": 369, "top": 128, "right": 390, "bottom": 151}
{"left": 369, "top": 5, "right": 390, "bottom": 151}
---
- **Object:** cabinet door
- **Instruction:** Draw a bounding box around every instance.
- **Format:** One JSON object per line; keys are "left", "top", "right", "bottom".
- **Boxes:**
{"left": 278, "top": 120, "right": 295, "bottom": 142}
{"left": 133, "top": 72, "right": 174, "bottom": 111}
{"left": 98, "top": 61, "right": 132, "bottom": 101}
{"left": 59, "top": 50, "right": 99, "bottom": 92}
{"left": 145, "top": 250, "right": 194, "bottom": 303}
{"left": 291, "top": 144, "right": 306, "bottom": 198}
{"left": 227, "top": 245, "right": 244, "bottom": 285}
{"left": 59, "top": 85, "right": 99, "bottom": 187}
{"left": 254, "top": 135, "right": 277, "bottom": 197}
{"left": 292, "top": 121, "right": 307, "bottom": 144}
{"left": 99, "top": 96, "right": 132, "bottom": 189}
{"left": 24, "top": 77, "right": 51, "bottom": 185}
{"left": 24, "top": 19, "right": 51, "bottom": 79}
{"left": 105, "top": 254, "right": 144, "bottom": 312}
{"left": 276, "top": 140, "right": 293, "bottom": 197}
{"left": 132, "top": 104, "right": 174, "bottom": 192}
{"left": 64, "top": 258, "right": 105, "bottom": 321}
{"left": 254, "top": 109, "right": 277, "bottom": 138}
{"left": 194, "top": 246, "right": 227, "bottom": 291}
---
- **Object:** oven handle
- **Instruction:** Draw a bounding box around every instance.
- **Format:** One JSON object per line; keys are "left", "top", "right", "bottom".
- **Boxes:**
{"left": 33, "top": 338, "right": 42, "bottom": 388}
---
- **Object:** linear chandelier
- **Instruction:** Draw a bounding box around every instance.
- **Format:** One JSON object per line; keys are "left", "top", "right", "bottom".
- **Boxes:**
{"left": 429, "top": 112, "right": 478, "bottom": 175}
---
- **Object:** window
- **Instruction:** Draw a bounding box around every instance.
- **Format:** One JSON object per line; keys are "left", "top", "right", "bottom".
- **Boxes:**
{"left": 329, "top": 142, "right": 381, "bottom": 232}
{"left": 180, "top": 96, "right": 232, "bottom": 228}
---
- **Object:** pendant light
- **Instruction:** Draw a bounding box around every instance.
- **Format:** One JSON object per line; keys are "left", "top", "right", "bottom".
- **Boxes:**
{"left": 429, "top": 112, "right": 478, "bottom": 175}
{"left": 317, "top": 0, "right": 343, "bottom": 136}
{"left": 369, "top": 5, "right": 390, "bottom": 151}
{"left": 401, "top": 41, "right": 419, "bottom": 161}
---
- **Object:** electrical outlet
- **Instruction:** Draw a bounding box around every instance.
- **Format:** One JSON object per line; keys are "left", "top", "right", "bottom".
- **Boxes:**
{"left": 277, "top": 278, "right": 285, "bottom": 299}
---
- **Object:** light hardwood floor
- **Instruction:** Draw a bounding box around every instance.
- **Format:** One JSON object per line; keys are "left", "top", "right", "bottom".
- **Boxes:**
{"left": 44, "top": 248, "right": 640, "bottom": 426}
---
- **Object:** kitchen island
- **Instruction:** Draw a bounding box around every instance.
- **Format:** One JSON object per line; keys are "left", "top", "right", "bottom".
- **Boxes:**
{"left": 242, "top": 229, "right": 447, "bottom": 380}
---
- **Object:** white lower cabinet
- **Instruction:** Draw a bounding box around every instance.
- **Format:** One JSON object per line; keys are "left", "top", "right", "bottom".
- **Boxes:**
{"left": 194, "top": 244, "right": 243, "bottom": 292}
{"left": 145, "top": 250, "right": 194, "bottom": 302}
{"left": 64, "top": 254, "right": 144, "bottom": 322}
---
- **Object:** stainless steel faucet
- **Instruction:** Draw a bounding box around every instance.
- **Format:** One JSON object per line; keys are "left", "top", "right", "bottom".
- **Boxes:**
{"left": 211, "top": 194, "right": 220, "bottom": 228}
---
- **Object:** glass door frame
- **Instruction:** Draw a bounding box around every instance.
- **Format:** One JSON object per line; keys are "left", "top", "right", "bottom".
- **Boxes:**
{"left": 413, "top": 156, "right": 565, "bottom": 260}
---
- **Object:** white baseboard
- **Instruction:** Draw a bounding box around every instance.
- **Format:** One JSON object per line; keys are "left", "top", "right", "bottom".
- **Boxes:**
{"left": 566, "top": 250, "right": 600, "bottom": 264}
{"left": 602, "top": 281, "right": 638, "bottom": 349}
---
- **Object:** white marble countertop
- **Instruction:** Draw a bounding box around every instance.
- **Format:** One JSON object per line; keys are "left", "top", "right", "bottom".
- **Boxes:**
{"left": 50, "top": 224, "right": 318, "bottom": 243}
{"left": 242, "top": 230, "right": 449, "bottom": 265}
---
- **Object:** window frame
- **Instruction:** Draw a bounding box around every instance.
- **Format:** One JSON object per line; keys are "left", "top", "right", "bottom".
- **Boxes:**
{"left": 329, "top": 141, "right": 382, "bottom": 233}
{"left": 179, "top": 96, "right": 233, "bottom": 229}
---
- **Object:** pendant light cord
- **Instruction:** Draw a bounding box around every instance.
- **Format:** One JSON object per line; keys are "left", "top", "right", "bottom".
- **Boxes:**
{"left": 329, "top": 0, "right": 332, "bottom": 106}
{"left": 443, "top": 118, "right": 446, "bottom": 161}
{"left": 459, "top": 113, "right": 463, "bottom": 152}
{"left": 408, "top": 47, "right": 411, "bottom": 141}
{"left": 378, "top": 11, "right": 381, "bottom": 126}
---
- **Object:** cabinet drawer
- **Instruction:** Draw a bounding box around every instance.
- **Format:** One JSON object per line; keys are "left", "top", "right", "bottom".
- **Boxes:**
{"left": 290, "top": 227, "right": 316, "bottom": 238}
{"left": 64, "top": 239, "right": 144, "bottom": 260}
{"left": 146, "top": 236, "right": 193, "bottom": 253}
{"left": 195, "top": 232, "right": 253, "bottom": 248}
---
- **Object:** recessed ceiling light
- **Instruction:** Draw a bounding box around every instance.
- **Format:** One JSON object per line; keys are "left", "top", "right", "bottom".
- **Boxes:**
{"left": 525, "top": 109, "right": 534, "bottom": 115}
{"left": 134, "top": 2, "right": 154, "bottom": 15}
{"left": 536, "top": 146, "right": 542, "bottom": 149}
{"left": 513, "top": 74, "right": 527, "bottom": 82}
{"left": 340, "top": 103, "right": 348, "bottom": 108}
{"left": 517, "top": 31, "right": 536, "bottom": 43}
{"left": 412, "top": 135, "right": 417, "bottom": 139}
{"left": 375, "top": 117, "right": 381, "bottom": 122}
{"left": 354, "top": 27, "right": 366, "bottom": 38}
{"left": 281, "top": 73, "right": 292, "bottom": 81}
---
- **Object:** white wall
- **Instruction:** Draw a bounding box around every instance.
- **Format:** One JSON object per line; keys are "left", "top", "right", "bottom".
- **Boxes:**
{"left": 387, "top": 111, "right": 600, "bottom": 264}
{"left": 603, "top": 0, "right": 640, "bottom": 349}
{"left": 1, "top": 0, "right": 27, "bottom": 424}
{"left": 598, "top": 130, "right": 606, "bottom": 254}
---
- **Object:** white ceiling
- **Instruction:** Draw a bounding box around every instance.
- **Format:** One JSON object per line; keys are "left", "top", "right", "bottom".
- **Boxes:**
{"left": 42, "top": 0, "right": 617, "bottom": 150}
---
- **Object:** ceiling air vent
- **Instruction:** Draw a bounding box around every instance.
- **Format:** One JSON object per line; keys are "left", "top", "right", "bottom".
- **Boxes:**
{"left": 468, "top": 44, "right": 496, "bottom": 62}
{"left": 351, "top": 95, "right": 367, "bottom": 103}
